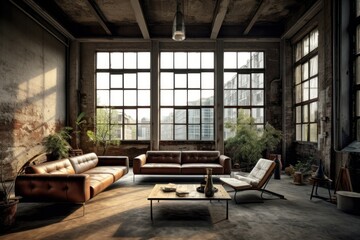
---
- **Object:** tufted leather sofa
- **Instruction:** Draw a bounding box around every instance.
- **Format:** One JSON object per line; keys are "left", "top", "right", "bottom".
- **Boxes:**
{"left": 15, "top": 152, "right": 129, "bottom": 203}
{"left": 133, "top": 151, "right": 231, "bottom": 179}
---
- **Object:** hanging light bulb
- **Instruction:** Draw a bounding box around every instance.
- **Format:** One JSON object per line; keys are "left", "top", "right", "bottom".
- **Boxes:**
{"left": 172, "top": 0, "right": 185, "bottom": 41}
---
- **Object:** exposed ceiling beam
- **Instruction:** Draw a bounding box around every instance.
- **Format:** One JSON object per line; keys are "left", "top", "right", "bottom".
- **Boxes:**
{"left": 243, "top": 0, "right": 269, "bottom": 35}
{"left": 210, "top": 0, "right": 230, "bottom": 39}
{"left": 86, "top": 0, "right": 112, "bottom": 35}
{"left": 130, "top": 0, "right": 150, "bottom": 39}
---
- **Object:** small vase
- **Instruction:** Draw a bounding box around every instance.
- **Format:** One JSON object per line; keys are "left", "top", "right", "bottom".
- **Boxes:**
{"left": 204, "top": 168, "right": 214, "bottom": 197}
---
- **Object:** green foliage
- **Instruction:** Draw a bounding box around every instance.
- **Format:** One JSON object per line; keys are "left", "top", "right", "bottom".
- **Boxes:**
{"left": 87, "top": 109, "right": 120, "bottom": 155}
{"left": 73, "top": 112, "right": 87, "bottom": 149}
{"left": 293, "top": 156, "right": 315, "bottom": 174}
{"left": 225, "top": 111, "right": 282, "bottom": 170}
{"left": 43, "top": 127, "right": 72, "bottom": 160}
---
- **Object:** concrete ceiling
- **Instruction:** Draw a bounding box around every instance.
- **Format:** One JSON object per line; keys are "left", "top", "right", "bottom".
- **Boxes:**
{"left": 23, "top": 0, "right": 317, "bottom": 40}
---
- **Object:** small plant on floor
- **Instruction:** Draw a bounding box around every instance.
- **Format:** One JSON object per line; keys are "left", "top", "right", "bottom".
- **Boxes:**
{"left": 43, "top": 126, "right": 73, "bottom": 160}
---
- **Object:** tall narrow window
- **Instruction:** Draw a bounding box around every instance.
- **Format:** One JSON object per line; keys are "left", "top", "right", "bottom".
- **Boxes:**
{"left": 160, "top": 52, "right": 215, "bottom": 141}
{"left": 223, "top": 51, "right": 265, "bottom": 140}
{"left": 294, "top": 29, "right": 319, "bottom": 142}
{"left": 95, "top": 52, "right": 151, "bottom": 141}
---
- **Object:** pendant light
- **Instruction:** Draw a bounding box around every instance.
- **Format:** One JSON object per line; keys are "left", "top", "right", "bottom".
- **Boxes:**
{"left": 172, "top": 0, "right": 185, "bottom": 41}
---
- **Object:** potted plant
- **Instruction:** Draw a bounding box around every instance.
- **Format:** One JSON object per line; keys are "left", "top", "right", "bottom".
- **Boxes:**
{"left": 224, "top": 111, "right": 282, "bottom": 171}
{"left": 43, "top": 126, "right": 73, "bottom": 161}
{"left": 70, "top": 112, "right": 87, "bottom": 156}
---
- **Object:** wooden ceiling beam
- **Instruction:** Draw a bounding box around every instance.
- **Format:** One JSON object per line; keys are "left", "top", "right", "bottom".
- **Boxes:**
{"left": 86, "top": 0, "right": 112, "bottom": 35}
{"left": 130, "top": 0, "right": 150, "bottom": 39}
{"left": 210, "top": 0, "right": 230, "bottom": 39}
{"left": 243, "top": 0, "right": 268, "bottom": 35}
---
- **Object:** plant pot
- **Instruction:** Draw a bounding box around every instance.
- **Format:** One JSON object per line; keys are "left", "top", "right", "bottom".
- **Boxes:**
{"left": 0, "top": 199, "right": 19, "bottom": 231}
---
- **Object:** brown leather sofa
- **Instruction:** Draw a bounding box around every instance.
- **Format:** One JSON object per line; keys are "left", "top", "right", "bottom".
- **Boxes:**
{"left": 133, "top": 151, "right": 231, "bottom": 180}
{"left": 15, "top": 152, "right": 129, "bottom": 203}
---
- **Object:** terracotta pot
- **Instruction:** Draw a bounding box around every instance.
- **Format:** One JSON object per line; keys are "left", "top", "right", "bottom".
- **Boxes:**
{"left": 0, "top": 199, "right": 18, "bottom": 231}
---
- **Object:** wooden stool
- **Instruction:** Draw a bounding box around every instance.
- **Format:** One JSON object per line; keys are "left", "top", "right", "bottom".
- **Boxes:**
{"left": 310, "top": 177, "right": 333, "bottom": 202}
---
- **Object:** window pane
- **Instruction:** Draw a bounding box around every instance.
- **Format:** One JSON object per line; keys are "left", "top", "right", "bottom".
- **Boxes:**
{"left": 188, "top": 90, "right": 201, "bottom": 105}
{"left": 161, "top": 52, "right": 173, "bottom": 69}
{"left": 238, "top": 52, "right": 251, "bottom": 69}
{"left": 188, "top": 52, "right": 200, "bottom": 69}
{"left": 161, "top": 124, "right": 173, "bottom": 140}
{"left": 310, "top": 55, "right": 318, "bottom": 77}
{"left": 202, "top": 124, "right": 214, "bottom": 140}
{"left": 124, "top": 125, "right": 136, "bottom": 140}
{"left": 302, "top": 62, "right": 309, "bottom": 80}
{"left": 138, "top": 124, "right": 150, "bottom": 140}
{"left": 97, "top": 52, "right": 109, "bottom": 69}
{"left": 188, "top": 73, "right": 201, "bottom": 88}
{"left": 310, "top": 29, "right": 319, "bottom": 52}
{"left": 138, "top": 72, "right": 150, "bottom": 89}
{"left": 303, "top": 104, "right": 309, "bottom": 122}
{"left": 110, "top": 90, "right": 123, "bottom": 106}
{"left": 111, "top": 109, "right": 122, "bottom": 124}
{"left": 175, "top": 74, "right": 187, "bottom": 88}
{"left": 111, "top": 74, "right": 122, "bottom": 88}
{"left": 357, "top": 57, "right": 360, "bottom": 84}
{"left": 174, "top": 52, "right": 187, "bottom": 69}
{"left": 224, "top": 90, "right": 237, "bottom": 106}
{"left": 295, "top": 85, "right": 302, "bottom": 103}
{"left": 124, "top": 73, "right": 136, "bottom": 88}
{"left": 238, "top": 74, "right": 250, "bottom": 88}
{"left": 295, "top": 65, "right": 301, "bottom": 84}
{"left": 161, "top": 108, "right": 173, "bottom": 123}
{"left": 201, "top": 90, "right": 214, "bottom": 105}
{"left": 309, "top": 123, "right": 318, "bottom": 142}
{"left": 224, "top": 108, "right": 237, "bottom": 124}
{"left": 251, "top": 52, "right": 264, "bottom": 68}
{"left": 97, "top": 90, "right": 109, "bottom": 106}
{"left": 224, "top": 72, "right": 237, "bottom": 89}
{"left": 309, "top": 77, "right": 318, "bottom": 99}
{"left": 357, "top": 91, "right": 360, "bottom": 116}
{"left": 252, "top": 90, "right": 264, "bottom": 106}
{"left": 124, "top": 109, "right": 136, "bottom": 123}
{"left": 224, "top": 52, "right": 237, "bottom": 69}
{"left": 302, "top": 124, "right": 308, "bottom": 141}
{"left": 296, "top": 124, "right": 302, "bottom": 141}
{"left": 175, "top": 109, "right": 186, "bottom": 123}
{"left": 303, "top": 81, "right": 309, "bottom": 101}
{"left": 202, "top": 108, "right": 214, "bottom": 123}
{"left": 188, "top": 109, "right": 200, "bottom": 124}
{"left": 357, "top": 26, "right": 360, "bottom": 54}
{"left": 188, "top": 125, "right": 200, "bottom": 140}
{"left": 110, "top": 52, "right": 123, "bottom": 69}
{"left": 175, "top": 90, "right": 187, "bottom": 106}
{"left": 161, "top": 90, "right": 173, "bottom": 106}
{"left": 138, "top": 108, "right": 150, "bottom": 123}
{"left": 124, "top": 90, "right": 136, "bottom": 106}
{"left": 97, "top": 73, "right": 109, "bottom": 89}
{"left": 138, "top": 90, "right": 150, "bottom": 106}
{"left": 310, "top": 102, "right": 318, "bottom": 122}
{"left": 303, "top": 36, "right": 309, "bottom": 56}
{"left": 201, "top": 72, "right": 214, "bottom": 89}
{"left": 138, "top": 52, "right": 150, "bottom": 69}
{"left": 124, "top": 52, "right": 137, "bottom": 69}
{"left": 252, "top": 108, "right": 264, "bottom": 123}
{"left": 201, "top": 52, "right": 214, "bottom": 69}
{"left": 175, "top": 125, "right": 187, "bottom": 140}
{"left": 295, "top": 42, "right": 302, "bottom": 61}
{"left": 357, "top": 0, "right": 360, "bottom": 17}
{"left": 238, "top": 90, "right": 250, "bottom": 106}
{"left": 252, "top": 73, "right": 264, "bottom": 88}
{"left": 296, "top": 106, "right": 301, "bottom": 123}
{"left": 160, "top": 72, "right": 174, "bottom": 89}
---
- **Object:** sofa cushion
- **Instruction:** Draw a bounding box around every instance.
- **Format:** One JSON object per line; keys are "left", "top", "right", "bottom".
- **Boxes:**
{"left": 87, "top": 173, "right": 115, "bottom": 198}
{"left": 181, "top": 163, "right": 224, "bottom": 174}
{"left": 181, "top": 151, "right": 220, "bottom": 164}
{"left": 146, "top": 151, "right": 181, "bottom": 164}
{"left": 27, "top": 158, "right": 75, "bottom": 174}
{"left": 141, "top": 163, "right": 181, "bottom": 174}
{"left": 84, "top": 166, "right": 127, "bottom": 182}
{"left": 69, "top": 152, "right": 99, "bottom": 174}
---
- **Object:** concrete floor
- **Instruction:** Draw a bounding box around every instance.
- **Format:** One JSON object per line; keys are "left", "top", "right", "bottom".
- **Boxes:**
{"left": 1, "top": 170, "right": 360, "bottom": 240}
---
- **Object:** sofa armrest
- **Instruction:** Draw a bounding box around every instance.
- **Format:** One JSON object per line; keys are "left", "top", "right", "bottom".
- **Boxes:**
{"left": 97, "top": 156, "right": 129, "bottom": 174}
{"left": 219, "top": 155, "right": 232, "bottom": 174}
{"left": 15, "top": 174, "right": 91, "bottom": 203}
{"left": 133, "top": 154, "right": 147, "bottom": 174}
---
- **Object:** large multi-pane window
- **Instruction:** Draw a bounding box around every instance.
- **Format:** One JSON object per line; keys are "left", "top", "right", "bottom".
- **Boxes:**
{"left": 95, "top": 52, "right": 151, "bottom": 140}
{"left": 294, "top": 29, "right": 319, "bottom": 142}
{"left": 223, "top": 51, "right": 265, "bottom": 139}
{"left": 160, "top": 52, "right": 215, "bottom": 140}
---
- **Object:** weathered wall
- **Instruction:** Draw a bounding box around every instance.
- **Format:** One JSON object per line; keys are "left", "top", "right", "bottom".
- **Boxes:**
{"left": 0, "top": 1, "right": 67, "bottom": 180}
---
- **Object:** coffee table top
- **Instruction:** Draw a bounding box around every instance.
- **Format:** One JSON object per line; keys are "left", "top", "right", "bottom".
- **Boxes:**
{"left": 148, "top": 184, "right": 231, "bottom": 201}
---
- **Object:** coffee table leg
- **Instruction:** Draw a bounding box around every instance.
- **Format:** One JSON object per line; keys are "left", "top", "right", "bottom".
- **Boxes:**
{"left": 150, "top": 200, "right": 153, "bottom": 221}
{"left": 226, "top": 200, "right": 229, "bottom": 219}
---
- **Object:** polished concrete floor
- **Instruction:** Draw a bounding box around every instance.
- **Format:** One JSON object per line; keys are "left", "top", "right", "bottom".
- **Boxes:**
{"left": 1, "top": 170, "right": 360, "bottom": 240}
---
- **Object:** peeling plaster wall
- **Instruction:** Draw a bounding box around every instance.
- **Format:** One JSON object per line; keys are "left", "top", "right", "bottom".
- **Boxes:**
{"left": 0, "top": 1, "right": 67, "bottom": 180}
